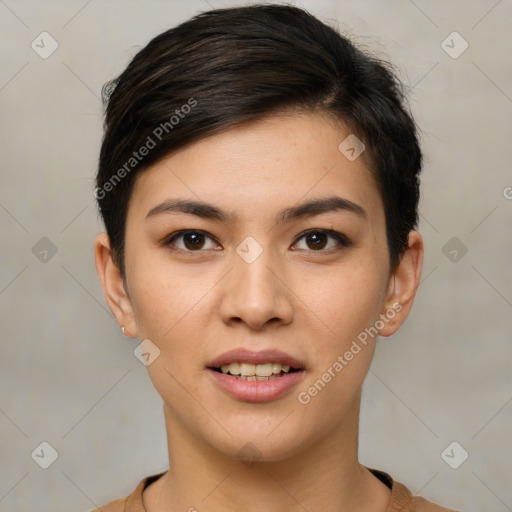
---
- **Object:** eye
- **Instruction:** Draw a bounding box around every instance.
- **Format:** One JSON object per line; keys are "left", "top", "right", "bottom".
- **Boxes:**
{"left": 164, "top": 230, "right": 220, "bottom": 252}
{"left": 162, "top": 228, "right": 351, "bottom": 254}
{"left": 292, "top": 229, "right": 352, "bottom": 252}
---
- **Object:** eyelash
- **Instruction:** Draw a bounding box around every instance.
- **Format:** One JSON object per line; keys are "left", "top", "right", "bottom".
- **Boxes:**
{"left": 162, "top": 228, "right": 352, "bottom": 255}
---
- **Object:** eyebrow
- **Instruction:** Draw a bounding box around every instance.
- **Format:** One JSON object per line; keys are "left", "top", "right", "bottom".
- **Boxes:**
{"left": 145, "top": 196, "right": 367, "bottom": 224}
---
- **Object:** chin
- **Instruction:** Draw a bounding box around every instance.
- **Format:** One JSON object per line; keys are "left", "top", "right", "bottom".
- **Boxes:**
{"left": 207, "top": 418, "right": 314, "bottom": 464}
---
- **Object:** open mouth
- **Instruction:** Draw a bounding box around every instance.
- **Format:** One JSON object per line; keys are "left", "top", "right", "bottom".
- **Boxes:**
{"left": 210, "top": 362, "right": 301, "bottom": 381}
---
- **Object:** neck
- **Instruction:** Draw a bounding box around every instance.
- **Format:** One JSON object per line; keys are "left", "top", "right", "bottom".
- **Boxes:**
{"left": 143, "top": 393, "right": 390, "bottom": 512}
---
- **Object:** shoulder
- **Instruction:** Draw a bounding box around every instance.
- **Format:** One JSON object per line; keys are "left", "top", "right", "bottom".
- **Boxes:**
{"left": 391, "top": 479, "right": 460, "bottom": 511}
{"left": 368, "top": 468, "right": 459, "bottom": 512}
{"left": 88, "top": 472, "right": 166, "bottom": 512}
{"left": 409, "top": 492, "right": 459, "bottom": 511}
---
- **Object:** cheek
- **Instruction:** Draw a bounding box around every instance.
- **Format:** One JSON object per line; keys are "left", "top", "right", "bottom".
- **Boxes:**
{"left": 293, "top": 249, "right": 389, "bottom": 407}
{"left": 295, "top": 257, "right": 388, "bottom": 350}
{"left": 126, "top": 257, "right": 214, "bottom": 405}
{"left": 292, "top": 264, "right": 384, "bottom": 428}
{"left": 125, "top": 242, "right": 215, "bottom": 339}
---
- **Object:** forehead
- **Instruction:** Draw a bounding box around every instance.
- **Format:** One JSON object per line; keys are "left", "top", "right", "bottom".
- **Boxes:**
{"left": 127, "top": 112, "right": 384, "bottom": 227}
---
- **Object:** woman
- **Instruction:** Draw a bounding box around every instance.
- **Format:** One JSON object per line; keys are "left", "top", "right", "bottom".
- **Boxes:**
{"left": 93, "top": 4, "right": 457, "bottom": 511}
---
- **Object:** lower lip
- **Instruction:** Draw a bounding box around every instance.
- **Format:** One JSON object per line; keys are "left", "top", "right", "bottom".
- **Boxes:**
{"left": 207, "top": 369, "right": 305, "bottom": 402}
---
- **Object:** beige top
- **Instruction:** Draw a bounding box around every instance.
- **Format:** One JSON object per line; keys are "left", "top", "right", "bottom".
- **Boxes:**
{"left": 92, "top": 468, "right": 458, "bottom": 511}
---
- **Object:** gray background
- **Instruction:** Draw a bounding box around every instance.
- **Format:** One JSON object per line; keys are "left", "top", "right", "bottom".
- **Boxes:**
{"left": 1, "top": 0, "right": 511, "bottom": 510}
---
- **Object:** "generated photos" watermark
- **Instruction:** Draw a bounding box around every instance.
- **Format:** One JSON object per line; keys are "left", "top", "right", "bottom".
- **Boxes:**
{"left": 298, "top": 302, "right": 402, "bottom": 405}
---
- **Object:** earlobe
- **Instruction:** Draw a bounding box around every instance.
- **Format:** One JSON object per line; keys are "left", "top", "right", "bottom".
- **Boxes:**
{"left": 94, "top": 233, "right": 138, "bottom": 338}
{"left": 379, "top": 230, "right": 424, "bottom": 337}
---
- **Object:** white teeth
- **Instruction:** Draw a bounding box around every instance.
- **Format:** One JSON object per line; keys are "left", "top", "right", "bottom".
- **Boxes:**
{"left": 255, "top": 363, "right": 273, "bottom": 377}
{"left": 236, "top": 374, "right": 282, "bottom": 381}
{"left": 229, "top": 362, "right": 240, "bottom": 375}
{"left": 218, "top": 362, "right": 294, "bottom": 377}
{"left": 239, "top": 363, "right": 256, "bottom": 376}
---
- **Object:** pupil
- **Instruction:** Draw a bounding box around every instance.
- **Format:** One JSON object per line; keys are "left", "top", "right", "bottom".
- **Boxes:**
{"left": 184, "top": 232, "right": 204, "bottom": 250}
{"left": 307, "top": 232, "right": 327, "bottom": 250}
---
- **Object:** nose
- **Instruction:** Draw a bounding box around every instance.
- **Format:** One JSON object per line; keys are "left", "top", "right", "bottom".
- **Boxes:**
{"left": 218, "top": 246, "right": 294, "bottom": 330}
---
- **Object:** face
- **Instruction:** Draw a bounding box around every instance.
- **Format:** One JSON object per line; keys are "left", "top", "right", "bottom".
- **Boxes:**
{"left": 96, "top": 112, "right": 422, "bottom": 462}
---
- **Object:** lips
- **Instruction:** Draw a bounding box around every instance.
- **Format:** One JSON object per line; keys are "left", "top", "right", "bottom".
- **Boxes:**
{"left": 207, "top": 348, "right": 305, "bottom": 370}
{"left": 206, "top": 348, "right": 306, "bottom": 402}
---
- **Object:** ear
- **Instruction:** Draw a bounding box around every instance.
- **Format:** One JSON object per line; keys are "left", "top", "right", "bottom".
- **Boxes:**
{"left": 94, "top": 232, "right": 138, "bottom": 338}
{"left": 378, "top": 230, "right": 424, "bottom": 337}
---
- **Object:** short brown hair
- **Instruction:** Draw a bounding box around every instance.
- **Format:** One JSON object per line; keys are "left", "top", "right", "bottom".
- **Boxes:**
{"left": 96, "top": 4, "right": 422, "bottom": 276}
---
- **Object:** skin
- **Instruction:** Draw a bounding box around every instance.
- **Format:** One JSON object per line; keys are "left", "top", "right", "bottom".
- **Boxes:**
{"left": 95, "top": 112, "right": 423, "bottom": 512}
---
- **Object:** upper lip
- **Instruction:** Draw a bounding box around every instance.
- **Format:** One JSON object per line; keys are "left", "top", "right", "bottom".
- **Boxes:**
{"left": 207, "top": 348, "right": 305, "bottom": 370}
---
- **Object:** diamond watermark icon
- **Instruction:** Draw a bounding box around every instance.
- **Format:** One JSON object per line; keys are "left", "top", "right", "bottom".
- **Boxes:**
{"left": 236, "top": 442, "right": 262, "bottom": 468}
{"left": 441, "top": 441, "right": 468, "bottom": 469}
{"left": 134, "top": 338, "right": 161, "bottom": 366}
{"left": 31, "top": 31, "right": 59, "bottom": 59}
{"left": 442, "top": 236, "right": 468, "bottom": 263}
{"left": 31, "top": 441, "right": 59, "bottom": 469}
{"left": 338, "top": 134, "right": 365, "bottom": 161}
{"left": 236, "top": 236, "right": 263, "bottom": 264}
{"left": 441, "top": 31, "right": 468, "bottom": 59}
{"left": 32, "top": 237, "right": 58, "bottom": 263}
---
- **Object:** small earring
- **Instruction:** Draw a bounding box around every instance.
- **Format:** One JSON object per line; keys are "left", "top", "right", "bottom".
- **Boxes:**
{"left": 121, "top": 326, "right": 125, "bottom": 334}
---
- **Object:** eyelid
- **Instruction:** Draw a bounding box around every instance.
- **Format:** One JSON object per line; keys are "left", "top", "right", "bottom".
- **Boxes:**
{"left": 162, "top": 229, "right": 220, "bottom": 251}
{"left": 292, "top": 228, "right": 353, "bottom": 250}
{"left": 162, "top": 228, "right": 352, "bottom": 253}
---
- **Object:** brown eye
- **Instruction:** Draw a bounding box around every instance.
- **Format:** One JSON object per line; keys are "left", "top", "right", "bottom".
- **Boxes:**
{"left": 165, "top": 230, "right": 219, "bottom": 252}
{"left": 304, "top": 232, "right": 328, "bottom": 250}
{"left": 182, "top": 232, "right": 205, "bottom": 250}
{"left": 293, "top": 229, "right": 352, "bottom": 252}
